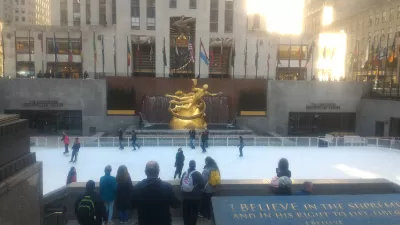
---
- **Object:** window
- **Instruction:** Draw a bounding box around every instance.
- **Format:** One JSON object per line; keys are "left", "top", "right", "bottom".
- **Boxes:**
{"left": 224, "top": 0, "right": 234, "bottom": 33}
{"left": 46, "top": 39, "right": 81, "bottom": 55}
{"left": 21, "top": 0, "right": 24, "bottom": 4}
{"left": 15, "top": 16, "right": 18, "bottom": 22}
{"left": 210, "top": 0, "right": 218, "bottom": 32}
{"left": 22, "top": 16, "right": 25, "bottom": 22}
{"left": 390, "top": 8, "right": 394, "bottom": 20}
{"left": 375, "top": 13, "right": 379, "bottom": 25}
{"left": 16, "top": 37, "right": 34, "bottom": 54}
{"left": 21, "top": 8, "right": 24, "bottom": 13}
{"left": 99, "top": 0, "right": 106, "bottom": 26}
{"left": 60, "top": 0, "right": 68, "bottom": 26}
{"left": 147, "top": 0, "right": 155, "bottom": 30}
{"left": 73, "top": 0, "right": 81, "bottom": 27}
{"left": 112, "top": 0, "right": 116, "bottom": 25}
{"left": 278, "top": 45, "right": 307, "bottom": 60}
{"left": 131, "top": 0, "right": 140, "bottom": 29}
{"left": 189, "top": 0, "right": 196, "bottom": 9}
{"left": 383, "top": 11, "right": 387, "bottom": 22}
{"left": 15, "top": 8, "right": 19, "bottom": 13}
{"left": 368, "top": 15, "right": 373, "bottom": 27}
{"left": 170, "top": 0, "right": 177, "bottom": 8}
{"left": 86, "top": 0, "right": 91, "bottom": 24}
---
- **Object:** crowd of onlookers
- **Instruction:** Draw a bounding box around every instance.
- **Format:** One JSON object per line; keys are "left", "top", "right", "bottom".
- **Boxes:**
{"left": 68, "top": 156, "right": 312, "bottom": 225}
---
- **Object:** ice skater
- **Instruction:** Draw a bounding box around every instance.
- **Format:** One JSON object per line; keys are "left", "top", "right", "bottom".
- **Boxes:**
{"left": 201, "top": 132, "right": 207, "bottom": 153}
{"left": 189, "top": 128, "right": 196, "bottom": 149}
{"left": 204, "top": 128, "right": 209, "bottom": 148}
{"left": 70, "top": 137, "right": 80, "bottom": 163}
{"left": 61, "top": 131, "right": 70, "bottom": 154}
{"left": 238, "top": 136, "right": 244, "bottom": 157}
{"left": 118, "top": 128, "right": 124, "bottom": 150}
{"left": 174, "top": 148, "right": 185, "bottom": 179}
{"left": 131, "top": 130, "right": 141, "bottom": 151}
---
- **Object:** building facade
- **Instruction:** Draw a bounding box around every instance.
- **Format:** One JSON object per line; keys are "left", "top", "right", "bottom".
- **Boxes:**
{"left": 2, "top": 0, "right": 315, "bottom": 80}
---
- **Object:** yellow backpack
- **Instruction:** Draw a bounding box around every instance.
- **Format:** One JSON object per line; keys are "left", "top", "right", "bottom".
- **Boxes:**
{"left": 208, "top": 170, "right": 221, "bottom": 186}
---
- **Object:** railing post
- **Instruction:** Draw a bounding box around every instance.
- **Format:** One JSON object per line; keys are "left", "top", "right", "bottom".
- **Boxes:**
{"left": 45, "top": 138, "right": 48, "bottom": 148}
{"left": 172, "top": 138, "right": 174, "bottom": 147}
{"left": 98, "top": 138, "right": 100, "bottom": 147}
{"left": 254, "top": 137, "right": 257, "bottom": 146}
{"left": 186, "top": 137, "right": 188, "bottom": 147}
{"left": 157, "top": 137, "right": 160, "bottom": 146}
{"left": 57, "top": 138, "right": 60, "bottom": 148}
{"left": 142, "top": 138, "right": 145, "bottom": 147}
{"left": 227, "top": 137, "right": 229, "bottom": 146}
{"left": 295, "top": 137, "right": 298, "bottom": 146}
{"left": 308, "top": 137, "right": 311, "bottom": 147}
{"left": 113, "top": 138, "right": 115, "bottom": 147}
{"left": 351, "top": 138, "right": 354, "bottom": 147}
{"left": 213, "top": 137, "right": 215, "bottom": 146}
{"left": 281, "top": 138, "right": 284, "bottom": 147}
{"left": 335, "top": 137, "right": 338, "bottom": 147}
{"left": 35, "top": 138, "right": 38, "bottom": 147}
{"left": 376, "top": 138, "right": 378, "bottom": 147}
{"left": 127, "top": 137, "right": 130, "bottom": 147}
{"left": 267, "top": 137, "right": 270, "bottom": 146}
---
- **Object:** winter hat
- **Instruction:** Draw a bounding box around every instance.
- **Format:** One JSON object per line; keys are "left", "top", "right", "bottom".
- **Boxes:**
{"left": 278, "top": 176, "right": 292, "bottom": 188}
{"left": 189, "top": 160, "right": 196, "bottom": 169}
{"left": 86, "top": 180, "right": 95, "bottom": 191}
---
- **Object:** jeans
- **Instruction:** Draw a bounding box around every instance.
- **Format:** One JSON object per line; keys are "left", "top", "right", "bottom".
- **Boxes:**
{"left": 119, "top": 210, "right": 129, "bottom": 222}
{"left": 182, "top": 199, "right": 200, "bottom": 225}
{"left": 70, "top": 150, "right": 78, "bottom": 162}
{"left": 119, "top": 139, "right": 124, "bottom": 149}
{"left": 64, "top": 144, "right": 69, "bottom": 153}
{"left": 132, "top": 140, "right": 140, "bottom": 150}
{"left": 189, "top": 138, "right": 195, "bottom": 148}
{"left": 105, "top": 201, "right": 114, "bottom": 222}
{"left": 174, "top": 165, "right": 183, "bottom": 179}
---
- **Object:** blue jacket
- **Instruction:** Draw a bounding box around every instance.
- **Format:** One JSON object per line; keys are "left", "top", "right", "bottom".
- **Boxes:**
{"left": 100, "top": 173, "right": 117, "bottom": 202}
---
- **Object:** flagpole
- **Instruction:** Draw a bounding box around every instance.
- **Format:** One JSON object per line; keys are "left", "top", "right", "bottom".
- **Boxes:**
{"left": 94, "top": 30, "right": 96, "bottom": 78}
{"left": 311, "top": 44, "right": 314, "bottom": 80}
{"left": 255, "top": 39, "right": 258, "bottom": 78}
{"left": 102, "top": 35, "right": 105, "bottom": 76}
{"left": 299, "top": 37, "right": 303, "bottom": 80}
{"left": 68, "top": 30, "right": 71, "bottom": 78}
{"left": 28, "top": 29, "right": 32, "bottom": 77}
{"left": 163, "top": 37, "right": 166, "bottom": 78}
{"left": 390, "top": 33, "right": 397, "bottom": 97}
{"left": 288, "top": 38, "right": 291, "bottom": 70}
{"left": 357, "top": 40, "right": 360, "bottom": 81}
{"left": 41, "top": 30, "right": 44, "bottom": 73}
{"left": 127, "top": 35, "right": 129, "bottom": 77}
{"left": 114, "top": 34, "right": 116, "bottom": 77}
{"left": 232, "top": 40, "right": 235, "bottom": 79}
{"left": 80, "top": 29, "right": 83, "bottom": 79}
{"left": 244, "top": 38, "right": 247, "bottom": 78}
{"left": 383, "top": 33, "right": 390, "bottom": 95}
{"left": 198, "top": 38, "right": 201, "bottom": 78}
{"left": 1, "top": 31, "right": 5, "bottom": 77}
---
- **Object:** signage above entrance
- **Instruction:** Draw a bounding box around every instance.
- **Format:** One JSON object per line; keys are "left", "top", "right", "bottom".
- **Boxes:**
{"left": 23, "top": 100, "right": 64, "bottom": 108}
{"left": 212, "top": 194, "right": 400, "bottom": 225}
{"left": 306, "top": 103, "right": 340, "bottom": 110}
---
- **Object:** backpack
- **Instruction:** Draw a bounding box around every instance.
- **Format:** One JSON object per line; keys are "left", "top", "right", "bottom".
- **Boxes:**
{"left": 208, "top": 170, "right": 221, "bottom": 186}
{"left": 181, "top": 171, "right": 196, "bottom": 192}
{"left": 77, "top": 195, "right": 96, "bottom": 222}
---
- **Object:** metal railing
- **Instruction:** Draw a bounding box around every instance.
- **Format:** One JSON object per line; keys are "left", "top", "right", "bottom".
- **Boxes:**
{"left": 29, "top": 136, "right": 400, "bottom": 150}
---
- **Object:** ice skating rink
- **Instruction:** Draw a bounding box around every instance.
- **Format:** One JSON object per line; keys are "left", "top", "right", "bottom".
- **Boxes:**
{"left": 31, "top": 146, "right": 400, "bottom": 194}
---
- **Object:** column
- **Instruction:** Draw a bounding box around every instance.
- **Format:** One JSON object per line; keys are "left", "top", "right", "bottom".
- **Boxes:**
{"left": 67, "top": 0, "right": 73, "bottom": 26}
{"left": 4, "top": 28, "right": 17, "bottom": 77}
{"left": 196, "top": 0, "right": 211, "bottom": 78}
{"left": 218, "top": 0, "right": 225, "bottom": 35}
{"left": 232, "top": 0, "right": 247, "bottom": 78}
{"left": 116, "top": 0, "right": 131, "bottom": 76}
{"left": 33, "top": 30, "right": 43, "bottom": 74}
{"left": 80, "top": 0, "right": 87, "bottom": 27}
{"left": 91, "top": 0, "right": 100, "bottom": 25}
{"left": 140, "top": 0, "right": 146, "bottom": 30}
{"left": 51, "top": 0, "right": 61, "bottom": 26}
{"left": 155, "top": 0, "right": 169, "bottom": 77}
{"left": 106, "top": 0, "right": 113, "bottom": 26}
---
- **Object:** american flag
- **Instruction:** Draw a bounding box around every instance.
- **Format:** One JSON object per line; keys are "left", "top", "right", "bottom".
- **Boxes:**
{"left": 188, "top": 39, "right": 195, "bottom": 63}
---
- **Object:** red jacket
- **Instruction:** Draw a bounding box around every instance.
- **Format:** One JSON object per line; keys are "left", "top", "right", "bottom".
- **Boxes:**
{"left": 66, "top": 172, "right": 77, "bottom": 184}
{"left": 62, "top": 135, "right": 70, "bottom": 145}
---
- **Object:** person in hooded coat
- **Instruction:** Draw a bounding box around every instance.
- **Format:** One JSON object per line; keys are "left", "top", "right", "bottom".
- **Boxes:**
{"left": 66, "top": 166, "right": 77, "bottom": 185}
{"left": 174, "top": 148, "right": 185, "bottom": 179}
{"left": 276, "top": 158, "right": 291, "bottom": 178}
{"left": 116, "top": 165, "right": 133, "bottom": 223}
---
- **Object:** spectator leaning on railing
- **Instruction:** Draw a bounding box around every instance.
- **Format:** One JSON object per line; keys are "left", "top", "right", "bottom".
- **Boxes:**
{"left": 116, "top": 165, "right": 133, "bottom": 224}
{"left": 75, "top": 180, "right": 107, "bottom": 225}
{"left": 100, "top": 165, "right": 117, "bottom": 224}
{"left": 200, "top": 156, "right": 221, "bottom": 220}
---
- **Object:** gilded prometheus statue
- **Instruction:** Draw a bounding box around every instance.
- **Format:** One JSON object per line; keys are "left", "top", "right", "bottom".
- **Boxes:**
{"left": 166, "top": 79, "right": 222, "bottom": 129}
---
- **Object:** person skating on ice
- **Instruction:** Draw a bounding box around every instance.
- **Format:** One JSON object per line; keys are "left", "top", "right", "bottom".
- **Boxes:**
{"left": 204, "top": 128, "right": 209, "bottom": 148}
{"left": 118, "top": 128, "right": 124, "bottom": 150}
{"left": 238, "top": 136, "right": 244, "bottom": 157}
{"left": 189, "top": 128, "right": 196, "bottom": 149}
{"left": 200, "top": 132, "right": 207, "bottom": 153}
{"left": 61, "top": 131, "right": 70, "bottom": 154}
{"left": 131, "top": 130, "right": 141, "bottom": 151}
{"left": 174, "top": 148, "right": 185, "bottom": 179}
{"left": 70, "top": 137, "right": 80, "bottom": 163}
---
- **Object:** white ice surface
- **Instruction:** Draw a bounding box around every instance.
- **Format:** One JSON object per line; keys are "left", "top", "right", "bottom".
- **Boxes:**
{"left": 31, "top": 146, "right": 400, "bottom": 195}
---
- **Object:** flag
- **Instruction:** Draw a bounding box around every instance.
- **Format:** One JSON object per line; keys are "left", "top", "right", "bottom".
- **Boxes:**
{"left": 136, "top": 39, "right": 141, "bottom": 65}
{"left": 162, "top": 37, "right": 167, "bottom": 67}
{"left": 127, "top": 38, "right": 131, "bottom": 66}
{"left": 188, "top": 38, "right": 195, "bottom": 63}
{"left": 210, "top": 48, "right": 214, "bottom": 65}
{"left": 388, "top": 34, "right": 396, "bottom": 63}
{"left": 200, "top": 39, "right": 209, "bottom": 65}
{"left": 93, "top": 30, "right": 97, "bottom": 64}
{"left": 101, "top": 35, "right": 105, "bottom": 68}
{"left": 150, "top": 44, "right": 154, "bottom": 63}
{"left": 231, "top": 40, "right": 235, "bottom": 67}
{"left": 306, "top": 41, "right": 315, "bottom": 65}
{"left": 68, "top": 31, "right": 73, "bottom": 63}
{"left": 244, "top": 38, "right": 248, "bottom": 68}
{"left": 53, "top": 30, "right": 58, "bottom": 62}
{"left": 255, "top": 39, "right": 259, "bottom": 70}
{"left": 175, "top": 39, "right": 179, "bottom": 56}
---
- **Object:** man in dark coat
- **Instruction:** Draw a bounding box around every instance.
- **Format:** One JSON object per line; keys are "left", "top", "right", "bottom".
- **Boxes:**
{"left": 131, "top": 161, "right": 180, "bottom": 225}
{"left": 131, "top": 130, "right": 141, "bottom": 151}
{"left": 180, "top": 160, "right": 205, "bottom": 225}
{"left": 189, "top": 129, "right": 196, "bottom": 149}
{"left": 200, "top": 132, "right": 207, "bottom": 153}
{"left": 238, "top": 136, "right": 244, "bottom": 157}
{"left": 204, "top": 128, "right": 209, "bottom": 148}
{"left": 70, "top": 138, "right": 80, "bottom": 163}
{"left": 174, "top": 148, "right": 185, "bottom": 179}
{"left": 75, "top": 180, "right": 107, "bottom": 225}
{"left": 118, "top": 128, "right": 124, "bottom": 150}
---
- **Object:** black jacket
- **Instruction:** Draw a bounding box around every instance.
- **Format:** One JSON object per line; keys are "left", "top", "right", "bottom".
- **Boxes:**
{"left": 180, "top": 169, "right": 205, "bottom": 200}
{"left": 204, "top": 130, "right": 209, "bottom": 139}
{"left": 131, "top": 133, "right": 137, "bottom": 142}
{"left": 277, "top": 169, "right": 292, "bottom": 178}
{"left": 175, "top": 151, "right": 185, "bottom": 167}
{"left": 189, "top": 130, "right": 196, "bottom": 139}
{"left": 116, "top": 180, "right": 133, "bottom": 211}
{"left": 75, "top": 191, "right": 106, "bottom": 225}
{"left": 72, "top": 142, "right": 81, "bottom": 152}
{"left": 119, "top": 130, "right": 123, "bottom": 140}
{"left": 131, "top": 178, "right": 180, "bottom": 225}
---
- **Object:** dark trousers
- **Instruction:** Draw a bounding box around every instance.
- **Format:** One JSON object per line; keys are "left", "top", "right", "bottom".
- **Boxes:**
{"left": 174, "top": 165, "right": 183, "bottom": 179}
{"left": 239, "top": 146, "right": 243, "bottom": 157}
{"left": 119, "top": 139, "right": 124, "bottom": 149}
{"left": 70, "top": 150, "right": 78, "bottom": 162}
{"left": 182, "top": 199, "right": 200, "bottom": 225}
{"left": 205, "top": 139, "right": 209, "bottom": 148}
{"left": 64, "top": 144, "right": 69, "bottom": 153}
{"left": 200, "top": 193, "right": 213, "bottom": 220}
{"left": 132, "top": 140, "right": 140, "bottom": 150}
{"left": 201, "top": 142, "right": 207, "bottom": 153}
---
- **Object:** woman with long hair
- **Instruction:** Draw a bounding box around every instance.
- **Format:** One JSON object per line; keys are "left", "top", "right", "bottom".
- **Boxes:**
{"left": 116, "top": 165, "right": 133, "bottom": 223}
{"left": 200, "top": 157, "right": 220, "bottom": 220}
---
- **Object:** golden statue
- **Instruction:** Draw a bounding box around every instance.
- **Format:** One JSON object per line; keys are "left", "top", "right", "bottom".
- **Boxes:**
{"left": 166, "top": 79, "right": 222, "bottom": 129}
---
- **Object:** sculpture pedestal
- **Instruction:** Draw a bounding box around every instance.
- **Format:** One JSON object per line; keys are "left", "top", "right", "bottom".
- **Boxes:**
{"left": 169, "top": 116, "right": 207, "bottom": 130}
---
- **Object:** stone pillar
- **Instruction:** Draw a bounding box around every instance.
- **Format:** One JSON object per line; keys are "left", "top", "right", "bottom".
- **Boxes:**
{"left": 106, "top": 0, "right": 113, "bottom": 26}
{"left": 4, "top": 28, "right": 17, "bottom": 77}
{"left": 91, "top": 0, "right": 99, "bottom": 25}
{"left": 232, "top": 0, "right": 247, "bottom": 78}
{"left": 67, "top": 0, "right": 73, "bottom": 27}
{"left": 155, "top": 0, "right": 168, "bottom": 77}
{"left": 51, "top": 0, "right": 61, "bottom": 26}
{"left": 140, "top": 0, "right": 146, "bottom": 30}
{"left": 116, "top": 0, "right": 131, "bottom": 76}
{"left": 33, "top": 30, "right": 43, "bottom": 74}
{"left": 195, "top": 0, "right": 211, "bottom": 78}
{"left": 80, "top": 0, "right": 87, "bottom": 27}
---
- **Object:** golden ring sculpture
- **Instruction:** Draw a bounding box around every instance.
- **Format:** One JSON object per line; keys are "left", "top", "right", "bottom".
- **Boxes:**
{"left": 166, "top": 79, "right": 222, "bottom": 129}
